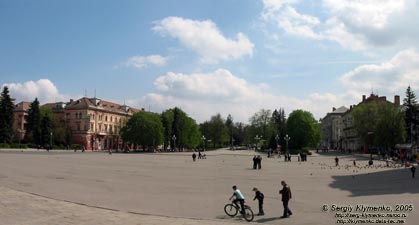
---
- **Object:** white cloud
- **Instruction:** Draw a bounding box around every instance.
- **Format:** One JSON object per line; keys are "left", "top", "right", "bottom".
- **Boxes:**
{"left": 123, "top": 55, "right": 168, "bottom": 68}
{"left": 153, "top": 17, "right": 254, "bottom": 64}
{"left": 153, "top": 69, "right": 266, "bottom": 101}
{"left": 128, "top": 68, "right": 343, "bottom": 122}
{"left": 2, "top": 79, "right": 72, "bottom": 104}
{"left": 341, "top": 49, "right": 419, "bottom": 96}
{"left": 261, "top": 0, "right": 419, "bottom": 51}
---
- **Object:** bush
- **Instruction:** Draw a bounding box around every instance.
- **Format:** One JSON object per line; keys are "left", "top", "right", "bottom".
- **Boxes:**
{"left": 71, "top": 144, "right": 82, "bottom": 150}
{"left": 0, "top": 143, "right": 10, "bottom": 148}
{"left": 9, "top": 143, "right": 28, "bottom": 149}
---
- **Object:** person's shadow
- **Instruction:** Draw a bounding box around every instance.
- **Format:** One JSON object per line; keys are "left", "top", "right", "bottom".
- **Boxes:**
{"left": 255, "top": 217, "right": 283, "bottom": 223}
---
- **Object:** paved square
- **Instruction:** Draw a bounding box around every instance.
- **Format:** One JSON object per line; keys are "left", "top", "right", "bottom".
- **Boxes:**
{"left": 0, "top": 149, "right": 418, "bottom": 225}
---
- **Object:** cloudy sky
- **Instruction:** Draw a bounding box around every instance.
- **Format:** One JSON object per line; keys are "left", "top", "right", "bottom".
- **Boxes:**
{"left": 1, "top": 0, "right": 419, "bottom": 123}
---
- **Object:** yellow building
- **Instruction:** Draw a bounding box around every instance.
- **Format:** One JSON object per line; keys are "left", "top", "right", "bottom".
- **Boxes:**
{"left": 14, "top": 97, "right": 141, "bottom": 150}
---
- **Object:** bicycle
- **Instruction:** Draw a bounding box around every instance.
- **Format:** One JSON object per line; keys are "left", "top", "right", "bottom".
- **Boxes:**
{"left": 224, "top": 201, "right": 254, "bottom": 222}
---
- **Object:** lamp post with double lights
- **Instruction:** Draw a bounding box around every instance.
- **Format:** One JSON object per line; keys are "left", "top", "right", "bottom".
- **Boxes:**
{"left": 172, "top": 134, "right": 176, "bottom": 152}
{"left": 201, "top": 135, "right": 206, "bottom": 152}
{"left": 254, "top": 135, "right": 262, "bottom": 151}
{"left": 284, "top": 134, "right": 291, "bottom": 155}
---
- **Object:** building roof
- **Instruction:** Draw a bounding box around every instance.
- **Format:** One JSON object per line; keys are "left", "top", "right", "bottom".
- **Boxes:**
{"left": 65, "top": 97, "right": 141, "bottom": 115}
{"left": 13, "top": 101, "right": 31, "bottom": 112}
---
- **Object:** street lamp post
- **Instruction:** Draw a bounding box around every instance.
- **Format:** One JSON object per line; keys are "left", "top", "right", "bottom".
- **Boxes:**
{"left": 284, "top": 134, "right": 291, "bottom": 155}
{"left": 254, "top": 135, "right": 262, "bottom": 151}
{"left": 50, "top": 132, "right": 53, "bottom": 151}
{"left": 172, "top": 134, "right": 176, "bottom": 152}
{"left": 201, "top": 135, "right": 206, "bottom": 152}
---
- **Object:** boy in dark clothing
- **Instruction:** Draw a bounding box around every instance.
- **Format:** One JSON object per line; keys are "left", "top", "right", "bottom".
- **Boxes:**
{"left": 279, "top": 180, "right": 292, "bottom": 218}
{"left": 411, "top": 166, "right": 416, "bottom": 178}
{"left": 252, "top": 187, "right": 265, "bottom": 215}
{"left": 253, "top": 156, "right": 257, "bottom": 169}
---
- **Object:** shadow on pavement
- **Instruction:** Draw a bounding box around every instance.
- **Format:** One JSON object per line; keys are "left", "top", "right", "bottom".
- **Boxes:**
{"left": 254, "top": 216, "right": 282, "bottom": 223}
{"left": 330, "top": 169, "right": 419, "bottom": 197}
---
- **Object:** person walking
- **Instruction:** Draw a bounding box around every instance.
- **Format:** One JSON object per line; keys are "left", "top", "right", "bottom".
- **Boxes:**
{"left": 279, "top": 180, "right": 292, "bottom": 218}
{"left": 253, "top": 156, "right": 257, "bottom": 169}
{"left": 411, "top": 165, "right": 416, "bottom": 178}
{"left": 252, "top": 187, "right": 265, "bottom": 216}
{"left": 192, "top": 153, "right": 197, "bottom": 161}
{"left": 257, "top": 155, "right": 262, "bottom": 169}
{"left": 335, "top": 156, "right": 339, "bottom": 166}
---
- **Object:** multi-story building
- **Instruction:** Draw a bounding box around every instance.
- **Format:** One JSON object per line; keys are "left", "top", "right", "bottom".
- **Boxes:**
{"left": 13, "top": 97, "right": 141, "bottom": 150}
{"left": 341, "top": 94, "right": 401, "bottom": 153}
{"left": 13, "top": 101, "right": 31, "bottom": 141}
{"left": 320, "top": 106, "right": 348, "bottom": 149}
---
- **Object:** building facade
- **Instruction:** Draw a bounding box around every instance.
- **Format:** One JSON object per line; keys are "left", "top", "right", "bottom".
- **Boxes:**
{"left": 341, "top": 94, "right": 401, "bottom": 153}
{"left": 13, "top": 97, "right": 141, "bottom": 150}
{"left": 320, "top": 106, "right": 348, "bottom": 149}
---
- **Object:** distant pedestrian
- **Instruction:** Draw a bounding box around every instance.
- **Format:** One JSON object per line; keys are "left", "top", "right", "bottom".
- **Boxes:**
{"left": 335, "top": 156, "right": 339, "bottom": 166}
{"left": 253, "top": 156, "right": 257, "bottom": 169}
{"left": 192, "top": 153, "right": 197, "bottom": 161}
{"left": 411, "top": 166, "right": 416, "bottom": 178}
{"left": 109, "top": 149, "right": 112, "bottom": 155}
{"left": 257, "top": 155, "right": 262, "bottom": 169}
{"left": 279, "top": 180, "right": 292, "bottom": 218}
{"left": 252, "top": 187, "right": 265, "bottom": 216}
{"left": 353, "top": 160, "right": 356, "bottom": 167}
{"left": 198, "top": 151, "right": 202, "bottom": 159}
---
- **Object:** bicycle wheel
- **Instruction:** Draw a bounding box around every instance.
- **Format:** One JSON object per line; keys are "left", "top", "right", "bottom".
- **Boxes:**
{"left": 224, "top": 203, "right": 238, "bottom": 217}
{"left": 243, "top": 206, "right": 254, "bottom": 222}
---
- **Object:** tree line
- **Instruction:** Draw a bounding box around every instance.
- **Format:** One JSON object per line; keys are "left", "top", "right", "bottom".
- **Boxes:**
{"left": 3, "top": 85, "right": 417, "bottom": 152}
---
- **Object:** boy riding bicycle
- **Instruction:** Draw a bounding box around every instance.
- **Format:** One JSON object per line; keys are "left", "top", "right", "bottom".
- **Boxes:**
{"left": 229, "top": 185, "right": 245, "bottom": 214}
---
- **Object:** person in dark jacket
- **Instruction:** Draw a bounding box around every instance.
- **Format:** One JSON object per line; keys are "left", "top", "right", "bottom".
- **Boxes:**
{"left": 411, "top": 165, "right": 416, "bottom": 178}
{"left": 252, "top": 187, "right": 265, "bottom": 215}
{"left": 279, "top": 180, "right": 292, "bottom": 218}
{"left": 253, "top": 156, "right": 257, "bottom": 169}
{"left": 257, "top": 155, "right": 262, "bottom": 169}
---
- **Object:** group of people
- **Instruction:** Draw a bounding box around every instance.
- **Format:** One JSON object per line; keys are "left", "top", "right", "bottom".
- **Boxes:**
{"left": 229, "top": 180, "right": 292, "bottom": 218}
{"left": 252, "top": 155, "right": 263, "bottom": 169}
{"left": 192, "top": 151, "right": 206, "bottom": 161}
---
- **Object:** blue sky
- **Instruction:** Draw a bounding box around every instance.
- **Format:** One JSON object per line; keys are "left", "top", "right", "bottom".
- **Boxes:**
{"left": 1, "top": 0, "right": 419, "bottom": 123}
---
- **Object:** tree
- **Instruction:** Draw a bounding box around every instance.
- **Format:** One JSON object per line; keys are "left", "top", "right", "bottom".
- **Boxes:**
{"left": 204, "top": 113, "right": 227, "bottom": 148}
{"left": 375, "top": 104, "right": 406, "bottom": 154}
{"left": 40, "top": 114, "right": 52, "bottom": 147}
{"left": 286, "top": 110, "right": 321, "bottom": 150}
{"left": 26, "top": 98, "right": 42, "bottom": 145}
{"left": 352, "top": 102, "right": 379, "bottom": 148}
{"left": 403, "top": 86, "right": 418, "bottom": 143}
{"left": 249, "top": 109, "right": 275, "bottom": 150}
{"left": 271, "top": 108, "right": 287, "bottom": 147}
{"left": 161, "top": 107, "right": 201, "bottom": 150}
{"left": 120, "top": 111, "right": 164, "bottom": 151}
{"left": 232, "top": 122, "right": 247, "bottom": 146}
{"left": 0, "top": 86, "right": 14, "bottom": 144}
{"left": 225, "top": 114, "right": 234, "bottom": 148}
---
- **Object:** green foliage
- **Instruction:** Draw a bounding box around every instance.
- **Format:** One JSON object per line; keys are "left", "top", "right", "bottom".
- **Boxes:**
{"left": 226, "top": 114, "right": 234, "bottom": 147}
{"left": 375, "top": 104, "right": 406, "bottom": 151}
{"left": 162, "top": 107, "right": 201, "bottom": 150}
{"left": 41, "top": 115, "right": 52, "bottom": 146}
{"left": 202, "top": 113, "right": 227, "bottom": 148}
{"left": 26, "top": 98, "right": 42, "bottom": 145}
{"left": 354, "top": 101, "right": 406, "bottom": 151}
{"left": 271, "top": 108, "right": 287, "bottom": 146}
{"left": 121, "top": 111, "right": 164, "bottom": 150}
{"left": 403, "top": 86, "right": 418, "bottom": 143}
{"left": 352, "top": 102, "right": 380, "bottom": 146}
{"left": 286, "top": 110, "right": 321, "bottom": 150}
{"left": 0, "top": 86, "right": 15, "bottom": 144}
